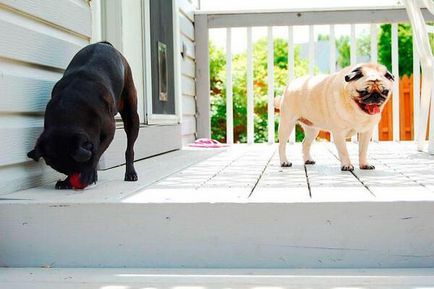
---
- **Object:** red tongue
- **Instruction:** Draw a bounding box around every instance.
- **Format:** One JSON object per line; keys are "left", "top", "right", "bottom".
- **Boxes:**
{"left": 70, "top": 173, "right": 87, "bottom": 190}
{"left": 366, "top": 104, "right": 380, "bottom": 114}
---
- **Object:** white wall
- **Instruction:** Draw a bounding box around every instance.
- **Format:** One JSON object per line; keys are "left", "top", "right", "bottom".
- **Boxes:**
{"left": 0, "top": 0, "right": 198, "bottom": 193}
{"left": 179, "top": 0, "right": 198, "bottom": 145}
{"left": 0, "top": 0, "right": 91, "bottom": 194}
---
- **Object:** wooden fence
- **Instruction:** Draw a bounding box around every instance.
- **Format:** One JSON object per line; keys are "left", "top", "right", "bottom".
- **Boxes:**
{"left": 318, "top": 75, "right": 415, "bottom": 141}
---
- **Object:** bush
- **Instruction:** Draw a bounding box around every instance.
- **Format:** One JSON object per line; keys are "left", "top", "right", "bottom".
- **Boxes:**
{"left": 210, "top": 38, "right": 309, "bottom": 143}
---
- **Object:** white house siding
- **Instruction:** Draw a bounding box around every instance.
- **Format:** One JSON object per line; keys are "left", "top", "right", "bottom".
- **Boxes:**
{"left": 178, "top": 0, "right": 197, "bottom": 145}
{"left": 0, "top": 0, "right": 91, "bottom": 194}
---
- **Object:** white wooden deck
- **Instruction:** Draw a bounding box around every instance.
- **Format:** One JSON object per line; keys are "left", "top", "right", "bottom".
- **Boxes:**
{"left": 2, "top": 142, "right": 434, "bottom": 268}
{"left": 3, "top": 141, "right": 434, "bottom": 203}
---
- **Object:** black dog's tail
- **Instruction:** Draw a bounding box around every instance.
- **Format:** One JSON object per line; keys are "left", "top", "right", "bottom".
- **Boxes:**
{"left": 99, "top": 41, "right": 113, "bottom": 46}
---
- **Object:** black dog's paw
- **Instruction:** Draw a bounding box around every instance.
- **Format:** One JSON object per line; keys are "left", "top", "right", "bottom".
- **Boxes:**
{"left": 360, "top": 164, "right": 375, "bottom": 170}
{"left": 280, "top": 161, "right": 292, "bottom": 167}
{"left": 341, "top": 164, "right": 354, "bottom": 171}
{"left": 124, "top": 170, "right": 138, "bottom": 181}
{"left": 55, "top": 179, "right": 73, "bottom": 190}
{"left": 80, "top": 170, "right": 98, "bottom": 186}
{"left": 304, "top": 160, "right": 316, "bottom": 165}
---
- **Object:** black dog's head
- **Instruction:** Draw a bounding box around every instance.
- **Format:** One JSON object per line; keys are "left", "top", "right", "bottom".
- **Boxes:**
{"left": 27, "top": 128, "right": 96, "bottom": 175}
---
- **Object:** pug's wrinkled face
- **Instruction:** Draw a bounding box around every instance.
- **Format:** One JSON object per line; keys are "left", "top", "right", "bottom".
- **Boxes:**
{"left": 344, "top": 63, "right": 394, "bottom": 115}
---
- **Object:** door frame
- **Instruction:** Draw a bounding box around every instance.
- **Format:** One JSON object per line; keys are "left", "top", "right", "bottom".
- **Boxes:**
{"left": 142, "top": 0, "right": 182, "bottom": 125}
{"left": 90, "top": 0, "right": 183, "bottom": 169}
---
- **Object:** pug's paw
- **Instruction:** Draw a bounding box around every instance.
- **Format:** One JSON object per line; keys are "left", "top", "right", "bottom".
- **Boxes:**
{"left": 304, "top": 159, "right": 316, "bottom": 165}
{"left": 341, "top": 164, "right": 354, "bottom": 171}
{"left": 360, "top": 164, "right": 375, "bottom": 170}
{"left": 280, "top": 161, "right": 292, "bottom": 167}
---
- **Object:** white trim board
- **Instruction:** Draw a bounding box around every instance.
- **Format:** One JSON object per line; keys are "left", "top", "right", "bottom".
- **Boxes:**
{"left": 200, "top": 7, "right": 434, "bottom": 28}
{"left": 98, "top": 124, "right": 182, "bottom": 169}
{"left": 2, "top": 201, "right": 434, "bottom": 267}
{"left": 2, "top": 268, "right": 434, "bottom": 288}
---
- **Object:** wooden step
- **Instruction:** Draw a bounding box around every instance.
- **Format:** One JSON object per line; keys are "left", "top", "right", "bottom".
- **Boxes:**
{"left": 1, "top": 268, "right": 434, "bottom": 289}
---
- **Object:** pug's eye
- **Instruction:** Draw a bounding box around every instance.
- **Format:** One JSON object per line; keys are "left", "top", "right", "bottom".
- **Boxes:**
{"left": 382, "top": 89, "right": 389, "bottom": 95}
{"left": 357, "top": 89, "right": 369, "bottom": 96}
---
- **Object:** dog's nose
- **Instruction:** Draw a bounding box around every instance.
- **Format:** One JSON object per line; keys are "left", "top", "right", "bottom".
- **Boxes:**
{"left": 364, "top": 92, "right": 385, "bottom": 104}
{"left": 371, "top": 92, "right": 381, "bottom": 99}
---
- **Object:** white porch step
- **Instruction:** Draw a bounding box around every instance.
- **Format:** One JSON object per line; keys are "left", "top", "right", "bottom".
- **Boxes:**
{"left": 2, "top": 200, "right": 434, "bottom": 268}
{"left": 2, "top": 143, "right": 434, "bottom": 268}
{"left": 1, "top": 268, "right": 434, "bottom": 289}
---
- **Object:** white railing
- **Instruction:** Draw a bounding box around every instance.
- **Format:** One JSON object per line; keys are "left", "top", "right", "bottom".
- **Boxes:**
{"left": 195, "top": 7, "right": 434, "bottom": 145}
{"left": 405, "top": 0, "right": 434, "bottom": 153}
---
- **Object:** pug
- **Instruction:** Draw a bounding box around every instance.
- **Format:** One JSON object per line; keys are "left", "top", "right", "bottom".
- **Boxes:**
{"left": 27, "top": 42, "right": 139, "bottom": 189}
{"left": 278, "top": 63, "right": 394, "bottom": 171}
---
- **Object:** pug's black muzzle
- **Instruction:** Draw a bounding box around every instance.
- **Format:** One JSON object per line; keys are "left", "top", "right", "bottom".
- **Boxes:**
{"left": 361, "top": 92, "right": 387, "bottom": 105}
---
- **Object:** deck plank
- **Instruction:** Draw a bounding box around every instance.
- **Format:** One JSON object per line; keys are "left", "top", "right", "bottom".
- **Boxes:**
{"left": 250, "top": 143, "right": 310, "bottom": 202}
{"left": 306, "top": 142, "right": 374, "bottom": 202}
{"left": 126, "top": 144, "right": 276, "bottom": 202}
{"left": 4, "top": 142, "right": 434, "bottom": 203}
{"left": 371, "top": 142, "right": 434, "bottom": 193}
{"left": 1, "top": 149, "right": 224, "bottom": 203}
{"left": 345, "top": 142, "right": 434, "bottom": 201}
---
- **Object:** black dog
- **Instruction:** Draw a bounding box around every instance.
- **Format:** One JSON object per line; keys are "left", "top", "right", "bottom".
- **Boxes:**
{"left": 27, "top": 42, "right": 139, "bottom": 189}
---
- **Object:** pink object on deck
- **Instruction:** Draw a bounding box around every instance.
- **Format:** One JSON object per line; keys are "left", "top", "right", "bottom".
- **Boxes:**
{"left": 189, "top": 138, "right": 229, "bottom": 148}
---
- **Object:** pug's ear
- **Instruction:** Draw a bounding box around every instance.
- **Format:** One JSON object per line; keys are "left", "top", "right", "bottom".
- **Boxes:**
{"left": 345, "top": 67, "right": 363, "bottom": 82}
{"left": 385, "top": 71, "right": 395, "bottom": 81}
{"left": 27, "top": 147, "right": 42, "bottom": 162}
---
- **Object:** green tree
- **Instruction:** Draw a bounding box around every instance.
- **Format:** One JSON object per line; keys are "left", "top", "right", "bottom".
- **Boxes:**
{"left": 336, "top": 34, "right": 370, "bottom": 69}
{"left": 378, "top": 24, "right": 413, "bottom": 77}
{"left": 210, "top": 38, "right": 310, "bottom": 143}
{"left": 378, "top": 23, "right": 434, "bottom": 77}
{"left": 209, "top": 42, "right": 227, "bottom": 142}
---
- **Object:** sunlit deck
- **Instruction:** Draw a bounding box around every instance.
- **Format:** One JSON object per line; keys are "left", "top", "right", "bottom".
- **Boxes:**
{"left": 2, "top": 142, "right": 434, "bottom": 268}
{"left": 4, "top": 141, "right": 434, "bottom": 203}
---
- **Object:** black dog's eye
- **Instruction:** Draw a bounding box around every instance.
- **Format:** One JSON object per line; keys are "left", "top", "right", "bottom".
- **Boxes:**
{"left": 357, "top": 89, "right": 369, "bottom": 96}
{"left": 382, "top": 89, "right": 390, "bottom": 95}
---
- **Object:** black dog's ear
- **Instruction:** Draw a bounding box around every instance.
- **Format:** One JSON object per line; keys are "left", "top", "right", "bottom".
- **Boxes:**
{"left": 385, "top": 71, "right": 395, "bottom": 81}
{"left": 27, "top": 147, "right": 42, "bottom": 162}
{"left": 345, "top": 67, "right": 363, "bottom": 82}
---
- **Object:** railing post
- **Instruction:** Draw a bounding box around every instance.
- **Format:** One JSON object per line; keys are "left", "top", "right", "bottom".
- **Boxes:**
{"left": 350, "top": 24, "right": 357, "bottom": 142}
{"left": 288, "top": 26, "right": 295, "bottom": 143}
{"left": 328, "top": 25, "right": 337, "bottom": 143}
{"left": 308, "top": 25, "right": 314, "bottom": 76}
{"left": 428, "top": 70, "right": 434, "bottom": 153}
{"left": 413, "top": 37, "right": 420, "bottom": 142}
{"left": 288, "top": 26, "right": 294, "bottom": 83}
{"left": 226, "top": 28, "right": 233, "bottom": 144}
{"left": 370, "top": 23, "right": 379, "bottom": 142}
{"left": 329, "top": 25, "right": 336, "bottom": 74}
{"left": 247, "top": 27, "right": 254, "bottom": 144}
{"left": 267, "top": 26, "right": 275, "bottom": 144}
{"left": 350, "top": 24, "right": 357, "bottom": 66}
{"left": 392, "top": 23, "right": 400, "bottom": 142}
{"left": 194, "top": 14, "right": 211, "bottom": 139}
